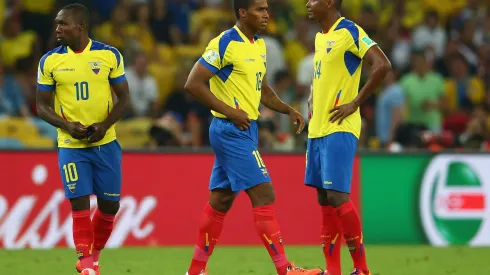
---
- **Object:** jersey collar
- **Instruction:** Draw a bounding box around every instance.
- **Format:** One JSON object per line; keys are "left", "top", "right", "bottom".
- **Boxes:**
{"left": 67, "top": 39, "right": 93, "bottom": 54}
{"left": 233, "top": 25, "right": 259, "bottom": 44}
{"left": 322, "top": 16, "right": 345, "bottom": 34}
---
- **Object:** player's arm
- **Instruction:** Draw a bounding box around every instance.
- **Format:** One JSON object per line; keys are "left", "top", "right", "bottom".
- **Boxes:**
{"left": 352, "top": 46, "right": 392, "bottom": 107}
{"left": 36, "top": 55, "right": 87, "bottom": 139}
{"left": 106, "top": 81, "right": 130, "bottom": 127}
{"left": 36, "top": 89, "right": 87, "bottom": 139}
{"left": 184, "top": 61, "right": 251, "bottom": 130}
{"left": 330, "top": 46, "right": 392, "bottom": 124}
{"left": 260, "top": 77, "right": 305, "bottom": 133}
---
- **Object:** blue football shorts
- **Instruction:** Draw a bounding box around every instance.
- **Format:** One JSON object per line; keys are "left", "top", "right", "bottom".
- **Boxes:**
{"left": 209, "top": 117, "right": 271, "bottom": 193}
{"left": 57, "top": 140, "right": 122, "bottom": 201}
{"left": 304, "top": 132, "right": 358, "bottom": 193}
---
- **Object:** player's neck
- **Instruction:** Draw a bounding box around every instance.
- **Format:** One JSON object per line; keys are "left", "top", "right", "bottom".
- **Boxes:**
{"left": 236, "top": 22, "right": 256, "bottom": 42}
{"left": 68, "top": 36, "right": 90, "bottom": 53}
{"left": 319, "top": 12, "right": 341, "bottom": 33}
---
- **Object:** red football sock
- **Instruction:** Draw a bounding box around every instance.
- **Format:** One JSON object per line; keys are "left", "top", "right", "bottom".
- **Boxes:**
{"left": 72, "top": 210, "right": 94, "bottom": 269}
{"left": 188, "top": 203, "right": 226, "bottom": 275}
{"left": 92, "top": 209, "right": 116, "bottom": 263}
{"left": 321, "top": 206, "right": 342, "bottom": 275}
{"left": 253, "top": 205, "right": 290, "bottom": 275}
{"left": 337, "top": 201, "right": 368, "bottom": 271}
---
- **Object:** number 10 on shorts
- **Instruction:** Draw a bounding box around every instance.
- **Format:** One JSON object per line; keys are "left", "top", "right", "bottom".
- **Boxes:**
{"left": 63, "top": 162, "right": 79, "bottom": 182}
{"left": 252, "top": 150, "right": 266, "bottom": 168}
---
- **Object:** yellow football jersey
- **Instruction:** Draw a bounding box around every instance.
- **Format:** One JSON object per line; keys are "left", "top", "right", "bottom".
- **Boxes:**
{"left": 309, "top": 17, "right": 376, "bottom": 139}
{"left": 199, "top": 25, "right": 267, "bottom": 120}
{"left": 37, "top": 39, "right": 126, "bottom": 148}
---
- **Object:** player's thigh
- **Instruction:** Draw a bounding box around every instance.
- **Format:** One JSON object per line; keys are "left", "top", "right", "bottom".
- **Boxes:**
{"left": 92, "top": 140, "right": 123, "bottom": 201}
{"left": 320, "top": 132, "right": 358, "bottom": 193}
{"left": 304, "top": 138, "right": 323, "bottom": 188}
{"left": 209, "top": 118, "right": 270, "bottom": 192}
{"left": 58, "top": 148, "right": 93, "bottom": 199}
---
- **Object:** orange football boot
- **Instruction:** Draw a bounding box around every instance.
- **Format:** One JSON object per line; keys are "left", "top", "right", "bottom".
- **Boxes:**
{"left": 284, "top": 263, "right": 324, "bottom": 275}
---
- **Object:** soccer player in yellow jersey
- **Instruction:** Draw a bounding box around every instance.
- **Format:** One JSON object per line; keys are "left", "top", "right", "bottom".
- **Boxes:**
{"left": 305, "top": 1, "right": 391, "bottom": 275}
{"left": 36, "top": 4, "right": 130, "bottom": 275}
{"left": 183, "top": 1, "right": 324, "bottom": 275}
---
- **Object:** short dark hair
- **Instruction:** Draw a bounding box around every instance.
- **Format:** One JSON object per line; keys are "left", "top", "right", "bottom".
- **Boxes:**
{"left": 62, "top": 3, "right": 90, "bottom": 29}
{"left": 233, "top": 0, "right": 253, "bottom": 19}
{"left": 335, "top": 0, "right": 343, "bottom": 10}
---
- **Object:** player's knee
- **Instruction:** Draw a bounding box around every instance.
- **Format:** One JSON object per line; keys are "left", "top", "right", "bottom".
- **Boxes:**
{"left": 316, "top": 188, "right": 329, "bottom": 206}
{"left": 326, "top": 190, "right": 350, "bottom": 208}
{"left": 209, "top": 195, "right": 234, "bottom": 213}
{"left": 70, "top": 196, "right": 90, "bottom": 211}
{"left": 97, "top": 199, "right": 120, "bottom": 215}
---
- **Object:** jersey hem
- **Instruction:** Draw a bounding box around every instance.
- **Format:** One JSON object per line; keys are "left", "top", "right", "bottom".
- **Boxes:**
{"left": 57, "top": 137, "right": 116, "bottom": 148}
{"left": 308, "top": 130, "right": 359, "bottom": 139}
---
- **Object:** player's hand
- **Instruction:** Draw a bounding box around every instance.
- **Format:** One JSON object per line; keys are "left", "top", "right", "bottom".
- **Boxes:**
{"left": 228, "top": 109, "right": 251, "bottom": 130}
{"left": 288, "top": 107, "right": 306, "bottom": 134}
{"left": 87, "top": 122, "right": 109, "bottom": 143}
{"left": 329, "top": 102, "right": 359, "bottom": 125}
{"left": 65, "top": 122, "right": 88, "bottom": 140}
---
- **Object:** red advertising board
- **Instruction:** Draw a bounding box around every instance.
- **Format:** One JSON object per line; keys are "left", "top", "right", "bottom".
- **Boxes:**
{"left": 0, "top": 151, "right": 359, "bottom": 248}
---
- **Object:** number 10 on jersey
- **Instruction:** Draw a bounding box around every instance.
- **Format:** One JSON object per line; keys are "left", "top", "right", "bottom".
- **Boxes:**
{"left": 74, "top": 81, "right": 89, "bottom": 100}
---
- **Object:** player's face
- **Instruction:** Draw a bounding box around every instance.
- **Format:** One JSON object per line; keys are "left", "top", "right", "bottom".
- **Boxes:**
{"left": 306, "top": 0, "right": 331, "bottom": 21}
{"left": 55, "top": 9, "right": 82, "bottom": 46}
{"left": 245, "top": 0, "right": 269, "bottom": 32}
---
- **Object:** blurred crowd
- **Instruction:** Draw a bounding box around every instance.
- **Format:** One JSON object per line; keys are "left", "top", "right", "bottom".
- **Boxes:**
{"left": 0, "top": 0, "right": 489, "bottom": 152}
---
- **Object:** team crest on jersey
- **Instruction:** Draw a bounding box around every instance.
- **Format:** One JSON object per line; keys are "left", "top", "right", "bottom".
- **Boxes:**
{"left": 88, "top": 61, "right": 102, "bottom": 75}
{"left": 326, "top": 40, "right": 335, "bottom": 53}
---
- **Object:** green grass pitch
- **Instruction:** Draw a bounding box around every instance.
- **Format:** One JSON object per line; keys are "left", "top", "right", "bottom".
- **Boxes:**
{"left": 2, "top": 245, "right": 490, "bottom": 274}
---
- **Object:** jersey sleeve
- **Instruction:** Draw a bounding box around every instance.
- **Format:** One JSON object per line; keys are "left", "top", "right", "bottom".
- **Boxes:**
{"left": 37, "top": 54, "right": 55, "bottom": 92}
{"left": 356, "top": 26, "right": 377, "bottom": 59}
{"left": 108, "top": 47, "right": 127, "bottom": 85}
{"left": 198, "top": 37, "right": 226, "bottom": 74}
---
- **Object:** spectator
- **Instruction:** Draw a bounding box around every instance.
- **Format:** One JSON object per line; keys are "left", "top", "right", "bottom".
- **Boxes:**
{"left": 412, "top": 10, "right": 447, "bottom": 58}
{"left": 150, "top": 68, "right": 209, "bottom": 147}
{"left": 458, "top": 19, "right": 480, "bottom": 68}
{"left": 130, "top": 2, "right": 157, "bottom": 56}
{"left": 94, "top": 4, "right": 132, "bottom": 52}
{"left": 445, "top": 53, "right": 485, "bottom": 114}
{"left": 258, "top": 29, "right": 286, "bottom": 85}
{"left": 400, "top": 50, "right": 445, "bottom": 133}
{"left": 458, "top": 106, "right": 489, "bottom": 149}
{"left": 273, "top": 70, "right": 295, "bottom": 134}
{"left": 0, "top": 17, "right": 39, "bottom": 71}
{"left": 375, "top": 70, "right": 405, "bottom": 147}
{"left": 125, "top": 52, "right": 159, "bottom": 118}
{"left": 0, "top": 64, "right": 29, "bottom": 117}
{"left": 19, "top": 0, "right": 55, "bottom": 52}
{"left": 150, "top": 0, "right": 182, "bottom": 45}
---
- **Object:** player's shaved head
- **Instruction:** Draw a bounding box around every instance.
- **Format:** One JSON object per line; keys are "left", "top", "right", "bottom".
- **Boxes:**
{"left": 61, "top": 3, "right": 90, "bottom": 30}
{"left": 233, "top": 0, "right": 253, "bottom": 19}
